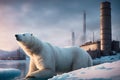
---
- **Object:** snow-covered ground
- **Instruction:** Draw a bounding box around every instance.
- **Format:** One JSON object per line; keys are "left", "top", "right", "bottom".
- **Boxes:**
{"left": 0, "top": 68, "right": 21, "bottom": 80}
{"left": 49, "top": 53, "right": 120, "bottom": 80}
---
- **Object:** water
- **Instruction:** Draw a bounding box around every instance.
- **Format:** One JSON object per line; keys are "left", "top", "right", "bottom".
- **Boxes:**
{"left": 0, "top": 60, "right": 29, "bottom": 80}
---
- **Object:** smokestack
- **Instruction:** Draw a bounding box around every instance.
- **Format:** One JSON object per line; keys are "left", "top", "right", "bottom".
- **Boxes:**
{"left": 100, "top": 1, "right": 112, "bottom": 55}
{"left": 93, "top": 32, "right": 94, "bottom": 42}
{"left": 83, "top": 11, "right": 86, "bottom": 43}
{"left": 72, "top": 31, "right": 75, "bottom": 46}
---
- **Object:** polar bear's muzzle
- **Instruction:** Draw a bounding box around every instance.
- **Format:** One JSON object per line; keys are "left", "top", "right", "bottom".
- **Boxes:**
{"left": 15, "top": 35, "right": 22, "bottom": 41}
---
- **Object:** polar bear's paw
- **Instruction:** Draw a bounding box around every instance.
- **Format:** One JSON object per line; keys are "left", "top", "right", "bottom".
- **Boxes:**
{"left": 25, "top": 76, "right": 36, "bottom": 80}
{"left": 25, "top": 76, "right": 48, "bottom": 80}
{"left": 26, "top": 76, "right": 36, "bottom": 78}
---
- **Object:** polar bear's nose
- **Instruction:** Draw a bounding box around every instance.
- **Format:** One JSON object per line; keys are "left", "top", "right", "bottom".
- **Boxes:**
{"left": 15, "top": 35, "right": 18, "bottom": 38}
{"left": 15, "top": 34, "right": 21, "bottom": 41}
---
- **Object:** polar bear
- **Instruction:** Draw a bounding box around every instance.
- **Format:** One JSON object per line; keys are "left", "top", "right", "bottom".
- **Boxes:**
{"left": 15, "top": 33, "right": 93, "bottom": 80}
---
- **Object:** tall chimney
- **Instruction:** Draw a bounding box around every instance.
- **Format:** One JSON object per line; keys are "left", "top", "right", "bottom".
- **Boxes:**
{"left": 72, "top": 31, "right": 75, "bottom": 46}
{"left": 100, "top": 1, "right": 112, "bottom": 55}
{"left": 83, "top": 11, "right": 86, "bottom": 43}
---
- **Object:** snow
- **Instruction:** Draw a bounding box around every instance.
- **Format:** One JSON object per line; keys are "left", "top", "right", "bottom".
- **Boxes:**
{"left": 49, "top": 60, "right": 120, "bottom": 80}
{"left": 49, "top": 53, "right": 120, "bottom": 80}
{"left": 93, "top": 53, "right": 120, "bottom": 65}
{"left": 0, "top": 68, "right": 21, "bottom": 80}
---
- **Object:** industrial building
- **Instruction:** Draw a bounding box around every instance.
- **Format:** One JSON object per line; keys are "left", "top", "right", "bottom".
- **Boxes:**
{"left": 80, "top": 1, "right": 120, "bottom": 59}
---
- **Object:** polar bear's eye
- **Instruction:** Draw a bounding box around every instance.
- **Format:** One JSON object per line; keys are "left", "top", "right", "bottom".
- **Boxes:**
{"left": 23, "top": 34, "right": 25, "bottom": 36}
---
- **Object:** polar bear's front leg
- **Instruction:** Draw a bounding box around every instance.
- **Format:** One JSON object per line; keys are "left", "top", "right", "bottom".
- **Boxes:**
{"left": 26, "top": 59, "right": 37, "bottom": 78}
{"left": 28, "top": 68, "right": 56, "bottom": 79}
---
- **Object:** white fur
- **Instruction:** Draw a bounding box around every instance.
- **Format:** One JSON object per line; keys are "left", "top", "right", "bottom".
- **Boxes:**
{"left": 15, "top": 33, "right": 93, "bottom": 79}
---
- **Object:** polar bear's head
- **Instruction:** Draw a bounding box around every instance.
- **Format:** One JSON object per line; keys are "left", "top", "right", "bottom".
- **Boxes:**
{"left": 15, "top": 33, "right": 42, "bottom": 56}
{"left": 15, "top": 33, "right": 36, "bottom": 56}
{"left": 15, "top": 33, "right": 33, "bottom": 45}
{"left": 15, "top": 33, "right": 36, "bottom": 49}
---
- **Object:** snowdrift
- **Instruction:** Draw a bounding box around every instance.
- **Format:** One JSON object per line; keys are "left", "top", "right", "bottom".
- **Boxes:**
{"left": 49, "top": 60, "right": 120, "bottom": 80}
{"left": 0, "top": 68, "right": 21, "bottom": 80}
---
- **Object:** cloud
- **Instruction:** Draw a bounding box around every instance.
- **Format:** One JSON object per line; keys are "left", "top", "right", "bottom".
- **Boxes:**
{"left": 0, "top": 0, "right": 119, "bottom": 51}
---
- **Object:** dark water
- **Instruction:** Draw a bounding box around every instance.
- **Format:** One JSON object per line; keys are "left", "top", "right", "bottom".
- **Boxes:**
{"left": 0, "top": 60, "right": 29, "bottom": 80}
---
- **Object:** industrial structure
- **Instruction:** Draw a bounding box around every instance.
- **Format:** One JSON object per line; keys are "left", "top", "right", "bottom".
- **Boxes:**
{"left": 83, "top": 11, "right": 86, "bottom": 43}
{"left": 80, "top": 1, "right": 120, "bottom": 58}
{"left": 72, "top": 31, "right": 75, "bottom": 46}
{"left": 100, "top": 1, "right": 112, "bottom": 55}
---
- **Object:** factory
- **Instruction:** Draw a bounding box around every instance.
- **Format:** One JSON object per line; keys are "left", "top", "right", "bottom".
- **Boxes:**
{"left": 80, "top": 1, "right": 120, "bottom": 59}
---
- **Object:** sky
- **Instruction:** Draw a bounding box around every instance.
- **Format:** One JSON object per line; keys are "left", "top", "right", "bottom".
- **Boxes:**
{"left": 0, "top": 0, "right": 120, "bottom": 51}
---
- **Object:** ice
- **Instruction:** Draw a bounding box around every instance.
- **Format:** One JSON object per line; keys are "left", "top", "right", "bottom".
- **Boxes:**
{"left": 49, "top": 60, "right": 120, "bottom": 80}
{"left": 50, "top": 73, "right": 71, "bottom": 80}
{"left": 93, "top": 53, "right": 120, "bottom": 65}
{"left": 0, "top": 68, "right": 21, "bottom": 80}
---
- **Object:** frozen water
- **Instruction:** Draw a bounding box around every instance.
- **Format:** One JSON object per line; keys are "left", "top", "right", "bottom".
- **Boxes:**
{"left": 0, "top": 60, "right": 29, "bottom": 80}
{"left": 93, "top": 53, "right": 120, "bottom": 65}
{"left": 0, "top": 68, "right": 21, "bottom": 80}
